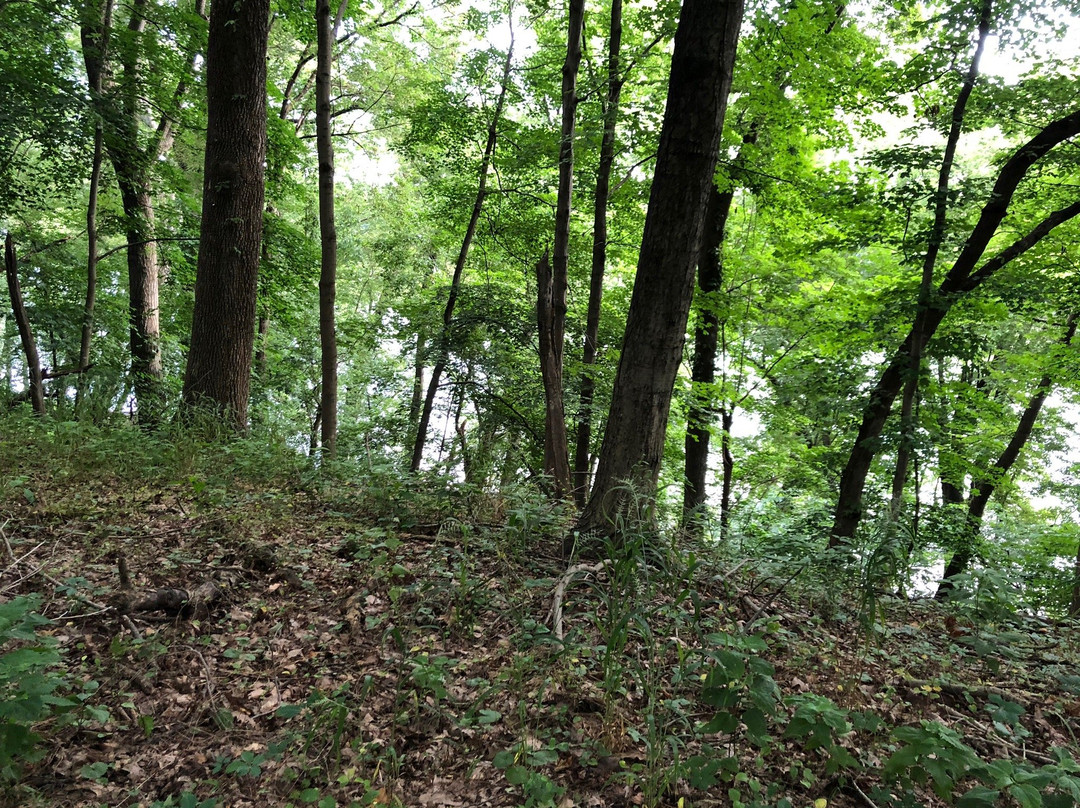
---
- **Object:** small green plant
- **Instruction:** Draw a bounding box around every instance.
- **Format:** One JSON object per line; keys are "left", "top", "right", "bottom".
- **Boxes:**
{"left": 0, "top": 595, "right": 73, "bottom": 781}
{"left": 493, "top": 747, "right": 566, "bottom": 808}
{"left": 883, "top": 721, "right": 983, "bottom": 800}
{"left": 783, "top": 694, "right": 861, "bottom": 775}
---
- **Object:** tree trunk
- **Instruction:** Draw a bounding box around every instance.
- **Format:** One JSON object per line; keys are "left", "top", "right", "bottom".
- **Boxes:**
{"left": 683, "top": 183, "right": 731, "bottom": 529}
{"left": 4, "top": 235, "right": 45, "bottom": 414}
{"left": 79, "top": 0, "right": 112, "bottom": 378}
{"left": 540, "top": 0, "right": 584, "bottom": 498}
{"left": 316, "top": 0, "right": 338, "bottom": 457}
{"left": 573, "top": 0, "right": 623, "bottom": 507}
{"left": 537, "top": 251, "right": 573, "bottom": 495}
{"left": 936, "top": 311, "right": 1078, "bottom": 597}
{"left": 830, "top": 105, "right": 1080, "bottom": 546}
{"left": 411, "top": 33, "right": 514, "bottom": 472}
{"left": 577, "top": 0, "right": 744, "bottom": 536}
{"left": 889, "top": 0, "right": 992, "bottom": 518}
{"left": 80, "top": 0, "right": 205, "bottom": 425}
{"left": 181, "top": 0, "right": 270, "bottom": 429}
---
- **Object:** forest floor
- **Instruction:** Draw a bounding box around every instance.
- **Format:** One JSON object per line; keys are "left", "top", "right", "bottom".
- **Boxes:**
{"left": 3, "top": 422, "right": 1080, "bottom": 808}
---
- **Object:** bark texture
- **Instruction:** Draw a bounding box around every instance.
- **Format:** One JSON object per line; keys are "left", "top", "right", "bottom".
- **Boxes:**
{"left": 537, "top": 251, "right": 573, "bottom": 495}
{"left": 578, "top": 0, "right": 744, "bottom": 535}
{"left": 316, "top": 0, "right": 339, "bottom": 456}
{"left": 181, "top": 0, "right": 270, "bottom": 429}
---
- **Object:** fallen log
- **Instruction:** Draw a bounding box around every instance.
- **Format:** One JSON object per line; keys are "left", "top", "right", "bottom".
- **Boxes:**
{"left": 119, "top": 581, "right": 224, "bottom": 620}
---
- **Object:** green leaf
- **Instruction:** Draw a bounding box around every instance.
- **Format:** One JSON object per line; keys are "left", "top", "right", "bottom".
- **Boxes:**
{"left": 504, "top": 764, "right": 529, "bottom": 785}
{"left": 492, "top": 749, "right": 517, "bottom": 769}
{"left": 275, "top": 704, "right": 303, "bottom": 719}
{"left": 1009, "top": 783, "right": 1043, "bottom": 808}
{"left": 957, "top": 786, "right": 1000, "bottom": 808}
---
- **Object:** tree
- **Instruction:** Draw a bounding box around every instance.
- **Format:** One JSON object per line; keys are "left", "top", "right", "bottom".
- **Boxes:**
{"left": 573, "top": 0, "right": 625, "bottom": 507}
{"left": 80, "top": 0, "right": 206, "bottom": 425}
{"left": 316, "top": 0, "right": 339, "bottom": 456}
{"left": 537, "top": 0, "right": 585, "bottom": 498}
{"left": 935, "top": 311, "right": 1079, "bottom": 595}
{"left": 578, "top": 0, "right": 744, "bottom": 536}
{"left": 887, "top": 0, "right": 993, "bottom": 521}
{"left": 410, "top": 30, "right": 515, "bottom": 472}
{"left": 4, "top": 235, "right": 45, "bottom": 414}
{"left": 829, "top": 105, "right": 1080, "bottom": 545}
{"left": 181, "top": 0, "right": 271, "bottom": 428}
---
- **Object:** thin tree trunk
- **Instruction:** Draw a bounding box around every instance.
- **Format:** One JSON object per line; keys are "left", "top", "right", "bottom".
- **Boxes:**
{"left": 537, "top": 251, "right": 572, "bottom": 494}
{"left": 4, "top": 235, "right": 45, "bottom": 414}
{"left": 683, "top": 183, "right": 730, "bottom": 529}
{"left": 411, "top": 32, "right": 514, "bottom": 472}
{"left": 1071, "top": 541, "right": 1080, "bottom": 617}
{"left": 79, "top": 0, "right": 112, "bottom": 377}
{"left": 830, "top": 105, "right": 1080, "bottom": 546}
{"left": 316, "top": 0, "right": 338, "bottom": 457}
{"left": 936, "top": 311, "right": 1078, "bottom": 596}
{"left": 889, "top": 0, "right": 992, "bottom": 518}
{"left": 539, "top": 0, "right": 584, "bottom": 498}
{"left": 578, "top": 0, "right": 744, "bottom": 536}
{"left": 181, "top": 0, "right": 270, "bottom": 429}
{"left": 573, "top": 0, "right": 623, "bottom": 507}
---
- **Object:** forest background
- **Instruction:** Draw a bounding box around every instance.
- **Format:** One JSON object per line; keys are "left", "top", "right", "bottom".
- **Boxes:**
{"left": 5, "top": 0, "right": 1080, "bottom": 804}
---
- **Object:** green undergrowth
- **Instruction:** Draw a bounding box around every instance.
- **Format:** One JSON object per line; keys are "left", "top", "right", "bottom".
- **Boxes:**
{"left": 2, "top": 414, "right": 1080, "bottom": 807}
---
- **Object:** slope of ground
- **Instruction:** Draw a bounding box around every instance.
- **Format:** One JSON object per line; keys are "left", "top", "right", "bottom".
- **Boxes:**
{"left": 2, "top": 418, "right": 1079, "bottom": 808}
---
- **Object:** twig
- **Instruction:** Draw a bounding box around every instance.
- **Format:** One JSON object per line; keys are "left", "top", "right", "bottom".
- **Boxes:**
{"left": 191, "top": 646, "right": 218, "bottom": 707}
{"left": 850, "top": 780, "right": 881, "bottom": 808}
{"left": 550, "top": 561, "right": 607, "bottom": 640}
{"left": 714, "top": 558, "right": 750, "bottom": 585}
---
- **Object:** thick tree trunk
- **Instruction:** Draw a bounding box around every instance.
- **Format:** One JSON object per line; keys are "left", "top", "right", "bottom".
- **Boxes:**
{"left": 889, "top": 0, "right": 992, "bottom": 517}
{"left": 316, "top": 0, "right": 338, "bottom": 457}
{"left": 573, "top": 0, "right": 624, "bottom": 507}
{"left": 683, "top": 183, "right": 731, "bottom": 529}
{"left": 936, "top": 312, "right": 1078, "bottom": 596}
{"left": 537, "top": 251, "right": 573, "bottom": 495}
{"left": 577, "top": 0, "right": 743, "bottom": 536}
{"left": 181, "top": 0, "right": 270, "bottom": 429}
{"left": 411, "top": 35, "right": 514, "bottom": 472}
{"left": 540, "top": 0, "right": 584, "bottom": 498}
{"left": 830, "top": 106, "right": 1080, "bottom": 546}
{"left": 118, "top": 183, "right": 164, "bottom": 421}
{"left": 4, "top": 235, "right": 45, "bottom": 414}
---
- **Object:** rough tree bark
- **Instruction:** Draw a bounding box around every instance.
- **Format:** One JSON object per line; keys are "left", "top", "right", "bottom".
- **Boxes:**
{"left": 316, "top": 0, "right": 339, "bottom": 456}
{"left": 181, "top": 0, "right": 270, "bottom": 429}
{"left": 889, "top": 0, "right": 992, "bottom": 519}
{"left": 573, "top": 0, "right": 624, "bottom": 507}
{"left": 538, "top": 0, "right": 585, "bottom": 498}
{"left": 4, "top": 235, "right": 45, "bottom": 414}
{"left": 829, "top": 105, "right": 1080, "bottom": 546}
{"left": 935, "top": 311, "right": 1078, "bottom": 597}
{"left": 577, "top": 0, "right": 744, "bottom": 536}
{"left": 411, "top": 33, "right": 514, "bottom": 472}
